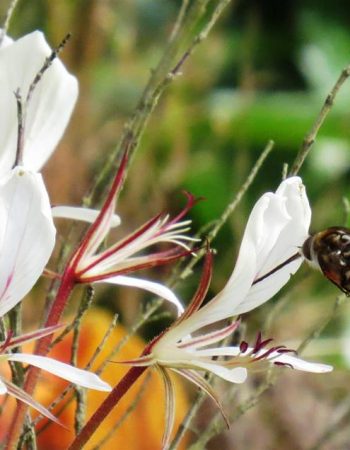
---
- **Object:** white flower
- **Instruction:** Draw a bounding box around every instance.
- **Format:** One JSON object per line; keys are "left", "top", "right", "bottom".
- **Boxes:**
{"left": 67, "top": 154, "right": 198, "bottom": 315}
{"left": 0, "top": 325, "right": 111, "bottom": 424}
{"left": 120, "top": 177, "right": 331, "bottom": 449}
{"left": 0, "top": 31, "right": 78, "bottom": 175}
{"left": 173, "top": 176, "right": 312, "bottom": 334}
{"left": 0, "top": 167, "right": 55, "bottom": 317}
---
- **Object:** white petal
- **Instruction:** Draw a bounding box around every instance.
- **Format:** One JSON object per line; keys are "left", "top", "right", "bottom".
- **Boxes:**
{"left": 193, "top": 347, "right": 241, "bottom": 357}
{"left": 272, "top": 352, "right": 333, "bottom": 373}
{"left": 213, "top": 177, "right": 310, "bottom": 316}
{"left": 51, "top": 206, "right": 121, "bottom": 227}
{"left": 155, "top": 179, "right": 311, "bottom": 345}
{"left": 0, "top": 168, "right": 56, "bottom": 316}
{"left": 239, "top": 177, "right": 311, "bottom": 313}
{"left": 0, "top": 33, "right": 13, "bottom": 49}
{"left": 0, "top": 377, "right": 7, "bottom": 394}
{"left": 0, "top": 31, "right": 78, "bottom": 175}
{"left": 192, "top": 360, "right": 248, "bottom": 383}
{"left": 8, "top": 353, "right": 111, "bottom": 391}
{"left": 96, "top": 275, "right": 184, "bottom": 316}
{"left": 4, "top": 378, "right": 62, "bottom": 424}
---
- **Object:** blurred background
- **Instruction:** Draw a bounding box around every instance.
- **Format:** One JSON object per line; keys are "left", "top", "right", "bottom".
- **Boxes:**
{"left": 2, "top": 0, "right": 350, "bottom": 449}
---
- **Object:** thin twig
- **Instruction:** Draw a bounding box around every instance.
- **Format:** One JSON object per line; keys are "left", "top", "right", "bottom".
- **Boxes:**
{"left": 71, "top": 287, "right": 95, "bottom": 434}
{"left": 297, "top": 294, "right": 345, "bottom": 354}
{"left": 308, "top": 394, "right": 350, "bottom": 450}
{"left": 33, "top": 313, "right": 118, "bottom": 433}
{"left": 95, "top": 302, "right": 160, "bottom": 375}
{"left": 83, "top": 0, "right": 221, "bottom": 208}
{"left": 89, "top": 314, "right": 119, "bottom": 374}
{"left": 169, "top": 0, "right": 191, "bottom": 42}
{"left": 13, "top": 89, "right": 24, "bottom": 166}
{"left": 342, "top": 196, "right": 350, "bottom": 225}
{"left": 187, "top": 371, "right": 276, "bottom": 450}
{"left": 48, "top": 286, "right": 94, "bottom": 350}
{"left": 90, "top": 372, "right": 152, "bottom": 450}
{"left": 171, "top": 140, "right": 274, "bottom": 284}
{"left": 25, "top": 33, "right": 71, "bottom": 106}
{"left": 289, "top": 64, "right": 350, "bottom": 175}
{"left": 0, "top": 0, "right": 20, "bottom": 45}
{"left": 13, "top": 33, "right": 71, "bottom": 167}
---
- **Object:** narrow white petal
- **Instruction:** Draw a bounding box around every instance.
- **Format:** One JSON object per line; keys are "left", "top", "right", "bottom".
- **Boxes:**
{"left": 0, "top": 377, "right": 7, "bottom": 394}
{"left": 0, "top": 168, "right": 56, "bottom": 316}
{"left": 191, "top": 360, "right": 248, "bottom": 383}
{"left": 4, "top": 379, "right": 61, "bottom": 425}
{"left": 0, "top": 31, "right": 78, "bottom": 174}
{"left": 51, "top": 205, "right": 121, "bottom": 227}
{"left": 157, "top": 367, "right": 175, "bottom": 450}
{"left": 96, "top": 275, "right": 184, "bottom": 316}
{"left": 8, "top": 353, "right": 111, "bottom": 391}
{"left": 272, "top": 352, "right": 333, "bottom": 373}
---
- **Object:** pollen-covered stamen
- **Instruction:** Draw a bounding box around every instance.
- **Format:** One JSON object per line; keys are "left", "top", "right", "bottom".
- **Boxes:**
{"left": 252, "top": 345, "right": 288, "bottom": 362}
{"left": 251, "top": 331, "right": 274, "bottom": 354}
{"left": 236, "top": 333, "right": 296, "bottom": 364}
{"left": 275, "top": 348, "right": 297, "bottom": 355}
{"left": 239, "top": 340, "right": 249, "bottom": 353}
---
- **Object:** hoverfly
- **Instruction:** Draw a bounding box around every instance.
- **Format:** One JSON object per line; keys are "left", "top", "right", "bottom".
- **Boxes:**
{"left": 253, "top": 227, "right": 350, "bottom": 296}
{"left": 302, "top": 227, "right": 350, "bottom": 296}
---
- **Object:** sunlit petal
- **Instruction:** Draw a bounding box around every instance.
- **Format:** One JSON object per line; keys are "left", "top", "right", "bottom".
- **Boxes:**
{"left": 204, "top": 177, "right": 310, "bottom": 318}
{"left": 7, "top": 353, "right": 111, "bottom": 391}
{"left": 240, "top": 177, "right": 311, "bottom": 313}
{"left": 0, "top": 33, "right": 13, "bottom": 48}
{"left": 51, "top": 205, "right": 120, "bottom": 227}
{"left": 3, "top": 379, "right": 62, "bottom": 425}
{"left": 0, "top": 378, "right": 7, "bottom": 394}
{"left": 189, "top": 360, "right": 248, "bottom": 383}
{"left": 0, "top": 168, "right": 55, "bottom": 317}
{"left": 95, "top": 275, "right": 184, "bottom": 316}
{"left": 157, "top": 367, "right": 175, "bottom": 450}
{"left": 272, "top": 352, "right": 333, "bottom": 373}
{"left": 0, "top": 31, "right": 78, "bottom": 175}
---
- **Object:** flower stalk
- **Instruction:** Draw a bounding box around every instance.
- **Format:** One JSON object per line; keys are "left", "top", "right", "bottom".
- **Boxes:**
{"left": 67, "top": 345, "right": 154, "bottom": 450}
{"left": 5, "top": 269, "right": 76, "bottom": 450}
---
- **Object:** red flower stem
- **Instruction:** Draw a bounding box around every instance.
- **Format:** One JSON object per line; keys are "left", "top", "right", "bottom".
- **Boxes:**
{"left": 5, "top": 269, "right": 76, "bottom": 450}
{"left": 68, "top": 364, "right": 148, "bottom": 450}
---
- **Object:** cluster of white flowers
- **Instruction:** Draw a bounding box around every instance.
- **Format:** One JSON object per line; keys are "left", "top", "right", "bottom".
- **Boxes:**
{"left": 0, "top": 31, "right": 113, "bottom": 421}
{"left": 0, "top": 30, "right": 333, "bottom": 446}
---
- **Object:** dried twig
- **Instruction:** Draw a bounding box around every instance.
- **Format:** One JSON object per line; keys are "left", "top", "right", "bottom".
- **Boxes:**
{"left": 290, "top": 65, "right": 350, "bottom": 175}
{"left": 0, "top": 0, "right": 20, "bottom": 45}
